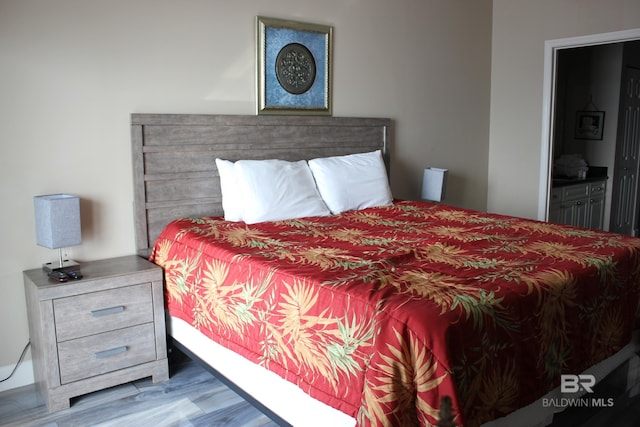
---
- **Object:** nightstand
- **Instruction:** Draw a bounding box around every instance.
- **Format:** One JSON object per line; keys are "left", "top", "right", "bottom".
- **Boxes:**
{"left": 23, "top": 255, "right": 169, "bottom": 412}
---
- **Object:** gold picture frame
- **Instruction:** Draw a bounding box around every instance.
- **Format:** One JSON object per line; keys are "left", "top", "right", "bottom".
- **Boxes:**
{"left": 257, "top": 16, "right": 333, "bottom": 115}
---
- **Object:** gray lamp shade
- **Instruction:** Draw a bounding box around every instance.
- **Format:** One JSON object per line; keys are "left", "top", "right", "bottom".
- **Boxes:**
{"left": 421, "top": 168, "right": 448, "bottom": 202}
{"left": 34, "top": 194, "right": 82, "bottom": 249}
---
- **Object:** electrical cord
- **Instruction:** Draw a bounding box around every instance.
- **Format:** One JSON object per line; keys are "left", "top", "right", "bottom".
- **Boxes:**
{"left": 0, "top": 341, "right": 30, "bottom": 383}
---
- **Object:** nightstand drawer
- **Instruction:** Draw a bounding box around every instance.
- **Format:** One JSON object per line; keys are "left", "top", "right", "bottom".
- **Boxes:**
{"left": 54, "top": 283, "right": 154, "bottom": 342}
{"left": 57, "top": 323, "right": 157, "bottom": 384}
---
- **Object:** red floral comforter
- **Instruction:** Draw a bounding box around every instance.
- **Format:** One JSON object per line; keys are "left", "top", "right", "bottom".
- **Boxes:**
{"left": 149, "top": 201, "right": 640, "bottom": 426}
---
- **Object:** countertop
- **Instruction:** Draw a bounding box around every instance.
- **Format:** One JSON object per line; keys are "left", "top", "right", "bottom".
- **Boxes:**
{"left": 552, "top": 175, "right": 608, "bottom": 188}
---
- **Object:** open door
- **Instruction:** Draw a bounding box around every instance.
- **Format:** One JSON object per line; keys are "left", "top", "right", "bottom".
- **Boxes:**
{"left": 539, "top": 29, "right": 640, "bottom": 225}
{"left": 610, "top": 66, "right": 640, "bottom": 236}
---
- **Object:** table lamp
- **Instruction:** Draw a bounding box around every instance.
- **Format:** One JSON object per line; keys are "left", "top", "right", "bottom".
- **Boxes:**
{"left": 421, "top": 167, "right": 448, "bottom": 202}
{"left": 34, "top": 194, "right": 82, "bottom": 272}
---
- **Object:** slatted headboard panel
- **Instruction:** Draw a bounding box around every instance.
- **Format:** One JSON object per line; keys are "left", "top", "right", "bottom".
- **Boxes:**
{"left": 131, "top": 114, "right": 393, "bottom": 256}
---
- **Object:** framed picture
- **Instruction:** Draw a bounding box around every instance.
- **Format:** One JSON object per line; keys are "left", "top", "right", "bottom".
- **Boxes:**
{"left": 257, "top": 16, "right": 332, "bottom": 115}
{"left": 575, "top": 111, "right": 605, "bottom": 140}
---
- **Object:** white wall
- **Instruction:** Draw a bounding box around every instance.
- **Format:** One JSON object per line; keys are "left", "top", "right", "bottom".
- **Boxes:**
{"left": 0, "top": 0, "right": 492, "bottom": 389}
{"left": 489, "top": 0, "right": 640, "bottom": 219}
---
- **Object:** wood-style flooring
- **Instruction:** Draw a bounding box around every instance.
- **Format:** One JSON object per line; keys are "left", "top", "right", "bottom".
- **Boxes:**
{"left": 1, "top": 347, "right": 639, "bottom": 427}
{"left": 0, "top": 349, "right": 279, "bottom": 427}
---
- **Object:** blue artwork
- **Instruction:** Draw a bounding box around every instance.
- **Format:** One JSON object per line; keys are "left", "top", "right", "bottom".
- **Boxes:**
{"left": 264, "top": 27, "right": 327, "bottom": 109}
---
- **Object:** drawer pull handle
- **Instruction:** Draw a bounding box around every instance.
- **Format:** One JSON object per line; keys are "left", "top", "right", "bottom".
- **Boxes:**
{"left": 95, "top": 346, "right": 128, "bottom": 359}
{"left": 91, "top": 306, "right": 125, "bottom": 317}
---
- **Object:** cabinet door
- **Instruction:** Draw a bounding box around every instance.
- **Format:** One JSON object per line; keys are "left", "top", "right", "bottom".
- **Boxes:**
{"left": 548, "top": 189, "right": 563, "bottom": 224}
{"left": 588, "top": 196, "right": 605, "bottom": 230}
{"left": 559, "top": 199, "right": 588, "bottom": 227}
{"left": 572, "top": 199, "right": 589, "bottom": 228}
{"left": 559, "top": 204, "right": 574, "bottom": 226}
{"left": 549, "top": 202, "right": 562, "bottom": 224}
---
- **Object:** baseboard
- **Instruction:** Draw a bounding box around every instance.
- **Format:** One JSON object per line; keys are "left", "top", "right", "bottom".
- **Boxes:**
{"left": 0, "top": 360, "right": 34, "bottom": 393}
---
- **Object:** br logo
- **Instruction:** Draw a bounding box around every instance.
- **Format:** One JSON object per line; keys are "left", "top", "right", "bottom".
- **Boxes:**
{"left": 560, "top": 374, "right": 596, "bottom": 393}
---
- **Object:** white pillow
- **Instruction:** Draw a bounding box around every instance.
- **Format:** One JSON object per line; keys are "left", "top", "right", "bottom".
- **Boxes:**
{"left": 308, "top": 150, "right": 393, "bottom": 214}
{"left": 215, "top": 158, "right": 244, "bottom": 221}
{"left": 234, "top": 159, "right": 331, "bottom": 224}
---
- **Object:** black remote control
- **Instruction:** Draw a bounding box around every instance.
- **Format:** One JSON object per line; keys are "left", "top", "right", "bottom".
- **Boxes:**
{"left": 48, "top": 271, "right": 69, "bottom": 282}
{"left": 65, "top": 269, "right": 83, "bottom": 280}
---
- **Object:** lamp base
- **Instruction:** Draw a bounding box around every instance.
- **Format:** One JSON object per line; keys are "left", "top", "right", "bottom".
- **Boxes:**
{"left": 42, "top": 259, "right": 80, "bottom": 273}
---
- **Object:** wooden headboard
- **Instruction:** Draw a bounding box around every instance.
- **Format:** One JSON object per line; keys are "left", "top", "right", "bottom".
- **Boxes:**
{"left": 131, "top": 114, "right": 393, "bottom": 257}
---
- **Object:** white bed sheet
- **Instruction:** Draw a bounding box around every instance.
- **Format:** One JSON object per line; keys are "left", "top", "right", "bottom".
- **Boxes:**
{"left": 169, "top": 316, "right": 640, "bottom": 427}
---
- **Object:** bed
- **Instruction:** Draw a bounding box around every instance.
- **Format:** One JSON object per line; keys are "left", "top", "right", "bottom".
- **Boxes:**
{"left": 131, "top": 113, "right": 640, "bottom": 427}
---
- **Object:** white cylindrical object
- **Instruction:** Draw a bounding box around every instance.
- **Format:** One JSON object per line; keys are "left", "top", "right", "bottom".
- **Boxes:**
{"left": 421, "top": 168, "right": 448, "bottom": 202}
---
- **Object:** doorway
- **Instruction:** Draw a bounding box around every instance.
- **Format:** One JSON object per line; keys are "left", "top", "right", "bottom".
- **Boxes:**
{"left": 539, "top": 29, "right": 640, "bottom": 231}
